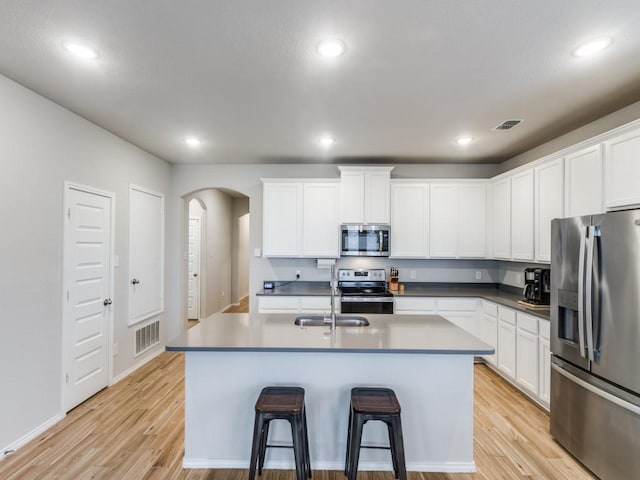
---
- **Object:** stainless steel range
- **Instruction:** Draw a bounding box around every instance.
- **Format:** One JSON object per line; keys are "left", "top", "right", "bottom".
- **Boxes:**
{"left": 338, "top": 268, "right": 394, "bottom": 314}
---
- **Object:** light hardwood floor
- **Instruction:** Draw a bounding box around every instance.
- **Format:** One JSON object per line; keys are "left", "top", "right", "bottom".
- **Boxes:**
{"left": 0, "top": 353, "right": 595, "bottom": 480}
{"left": 222, "top": 296, "right": 249, "bottom": 313}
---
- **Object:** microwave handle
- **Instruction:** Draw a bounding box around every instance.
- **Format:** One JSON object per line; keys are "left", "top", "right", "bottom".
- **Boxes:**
{"left": 378, "top": 230, "right": 383, "bottom": 252}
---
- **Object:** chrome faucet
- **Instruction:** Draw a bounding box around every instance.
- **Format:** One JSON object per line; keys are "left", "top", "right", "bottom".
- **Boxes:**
{"left": 329, "top": 264, "right": 337, "bottom": 331}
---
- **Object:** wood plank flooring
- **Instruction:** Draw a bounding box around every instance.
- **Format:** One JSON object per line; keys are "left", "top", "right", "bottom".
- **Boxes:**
{"left": 0, "top": 353, "right": 595, "bottom": 479}
{"left": 222, "top": 296, "right": 249, "bottom": 313}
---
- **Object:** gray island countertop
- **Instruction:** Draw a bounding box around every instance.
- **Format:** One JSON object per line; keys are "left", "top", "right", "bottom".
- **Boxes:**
{"left": 166, "top": 313, "right": 494, "bottom": 354}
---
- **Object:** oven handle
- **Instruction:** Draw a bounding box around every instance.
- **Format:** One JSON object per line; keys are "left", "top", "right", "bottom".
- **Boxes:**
{"left": 341, "top": 296, "right": 394, "bottom": 303}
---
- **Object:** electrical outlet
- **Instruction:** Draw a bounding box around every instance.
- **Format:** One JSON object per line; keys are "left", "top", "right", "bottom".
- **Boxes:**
{"left": 475, "top": 270, "right": 482, "bottom": 280}
{"left": 113, "top": 343, "right": 119, "bottom": 356}
{"left": 410, "top": 270, "right": 417, "bottom": 279}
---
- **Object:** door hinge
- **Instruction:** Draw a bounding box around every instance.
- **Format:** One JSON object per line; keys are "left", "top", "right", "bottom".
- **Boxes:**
{"left": 67, "top": 208, "right": 71, "bottom": 219}
{"left": 66, "top": 290, "right": 69, "bottom": 301}
{"left": 65, "top": 373, "right": 69, "bottom": 384}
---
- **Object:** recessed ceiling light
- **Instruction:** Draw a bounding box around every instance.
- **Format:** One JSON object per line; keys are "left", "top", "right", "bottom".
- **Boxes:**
{"left": 456, "top": 136, "right": 474, "bottom": 145}
{"left": 572, "top": 37, "right": 613, "bottom": 57}
{"left": 318, "top": 136, "right": 335, "bottom": 147}
{"left": 317, "top": 40, "right": 346, "bottom": 58}
{"left": 62, "top": 41, "right": 99, "bottom": 59}
{"left": 185, "top": 137, "right": 201, "bottom": 148}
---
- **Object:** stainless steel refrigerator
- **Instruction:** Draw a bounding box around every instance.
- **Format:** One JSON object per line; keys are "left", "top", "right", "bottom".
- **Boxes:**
{"left": 550, "top": 209, "right": 640, "bottom": 479}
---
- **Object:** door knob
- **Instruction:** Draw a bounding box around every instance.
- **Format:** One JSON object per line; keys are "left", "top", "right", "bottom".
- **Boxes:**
{"left": 132, "top": 278, "right": 140, "bottom": 285}
{"left": 103, "top": 298, "right": 112, "bottom": 305}
{"left": 193, "top": 273, "right": 198, "bottom": 277}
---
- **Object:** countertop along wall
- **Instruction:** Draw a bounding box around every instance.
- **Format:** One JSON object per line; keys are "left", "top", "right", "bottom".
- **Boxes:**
{"left": 0, "top": 74, "right": 170, "bottom": 455}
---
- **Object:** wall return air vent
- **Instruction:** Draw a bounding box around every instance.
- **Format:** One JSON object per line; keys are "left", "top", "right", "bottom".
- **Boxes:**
{"left": 134, "top": 320, "right": 160, "bottom": 356}
{"left": 493, "top": 119, "right": 523, "bottom": 131}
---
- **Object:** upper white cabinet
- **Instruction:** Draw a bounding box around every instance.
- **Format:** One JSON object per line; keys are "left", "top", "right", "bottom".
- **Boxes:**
{"left": 339, "top": 166, "right": 393, "bottom": 224}
{"left": 429, "top": 184, "right": 459, "bottom": 258}
{"left": 535, "top": 159, "right": 564, "bottom": 263}
{"left": 263, "top": 180, "right": 340, "bottom": 258}
{"left": 459, "top": 183, "right": 487, "bottom": 258}
{"left": 390, "top": 183, "right": 429, "bottom": 257}
{"left": 604, "top": 126, "right": 640, "bottom": 210}
{"left": 263, "top": 182, "right": 303, "bottom": 257}
{"left": 492, "top": 177, "right": 511, "bottom": 259}
{"left": 564, "top": 145, "right": 604, "bottom": 217}
{"left": 302, "top": 183, "right": 340, "bottom": 257}
{"left": 510, "top": 169, "right": 535, "bottom": 261}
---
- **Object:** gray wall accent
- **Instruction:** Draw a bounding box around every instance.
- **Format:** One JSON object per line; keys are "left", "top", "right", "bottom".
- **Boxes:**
{"left": 497, "top": 99, "right": 640, "bottom": 174}
{"left": 0, "top": 74, "right": 170, "bottom": 452}
{"left": 497, "top": 261, "right": 548, "bottom": 288}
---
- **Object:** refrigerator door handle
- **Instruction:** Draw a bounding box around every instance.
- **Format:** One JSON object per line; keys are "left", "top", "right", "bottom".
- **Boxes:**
{"left": 578, "top": 225, "right": 587, "bottom": 358}
{"left": 585, "top": 225, "right": 600, "bottom": 362}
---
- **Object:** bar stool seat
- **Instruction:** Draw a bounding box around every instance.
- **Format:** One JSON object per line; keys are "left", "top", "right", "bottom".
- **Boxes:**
{"left": 345, "top": 387, "right": 407, "bottom": 480}
{"left": 248, "top": 386, "right": 311, "bottom": 480}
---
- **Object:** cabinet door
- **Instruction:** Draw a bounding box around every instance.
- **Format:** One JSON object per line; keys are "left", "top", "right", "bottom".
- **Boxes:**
{"left": 565, "top": 145, "right": 604, "bottom": 217}
{"left": 302, "top": 183, "right": 340, "bottom": 257}
{"left": 539, "top": 338, "right": 551, "bottom": 405}
{"left": 535, "top": 159, "right": 564, "bottom": 262}
{"left": 478, "top": 313, "right": 498, "bottom": 366}
{"left": 516, "top": 328, "right": 539, "bottom": 395}
{"left": 340, "top": 170, "right": 365, "bottom": 223}
{"left": 394, "top": 297, "right": 437, "bottom": 315}
{"left": 459, "top": 183, "right": 487, "bottom": 258}
{"left": 390, "top": 183, "right": 429, "bottom": 257}
{"left": 429, "top": 184, "right": 459, "bottom": 257}
{"left": 511, "top": 169, "right": 535, "bottom": 261}
{"left": 258, "top": 296, "right": 300, "bottom": 313}
{"left": 498, "top": 320, "right": 516, "bottom": 379}
{"left": 439, "top": 311, "right": 478, "bottom": 337}
{"left": 263, "top": 183, "right": 302, "bottom": 256}
{"left": 365, "top": 170, "right": 391, "bottom": 224}
{"left": 605, "top": 128, "right": 640, "bottom": 209}
{"left": 492, "top": 177, "right": 511, "bottom": 259}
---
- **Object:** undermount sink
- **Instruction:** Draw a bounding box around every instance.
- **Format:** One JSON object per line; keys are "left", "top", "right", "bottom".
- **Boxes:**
{"left": 294, "top": 315, "right": 370, "bottom": 327}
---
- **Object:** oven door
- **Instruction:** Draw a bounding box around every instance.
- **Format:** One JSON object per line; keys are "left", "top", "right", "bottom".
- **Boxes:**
{"left": 341, "top": 296, "right": 394, "bottom": 314}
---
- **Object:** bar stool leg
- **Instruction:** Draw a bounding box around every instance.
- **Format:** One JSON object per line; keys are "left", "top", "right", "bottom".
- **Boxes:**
{"left": 344, "top": 407, "right": 353, "bottom": 476}
{"left": 386, "top": 421, "right": 399, "bottom": 479}
{"left": 249, "top": 413, "right": 265, "bottom": 480}
{"left": 258, "top": 419, "right": 270, "bottom": 475}
{"left": 390, "top": 416, "right": 407, "bottom": 480}
{"left": 291, "top": 415, "right": 306, "bottom": 480}
{"left": 348, "top": 415, "right": 366, "bottom": 480}
{"left": 302, "top": 407, "right": 312, "bottom": 478}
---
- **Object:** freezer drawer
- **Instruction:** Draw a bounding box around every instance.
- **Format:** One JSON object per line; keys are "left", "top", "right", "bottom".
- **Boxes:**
{"left": 550, "top": 359, "right": 640, "bottom": 480}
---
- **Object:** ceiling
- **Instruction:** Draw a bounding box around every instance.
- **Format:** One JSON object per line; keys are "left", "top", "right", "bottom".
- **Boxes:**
{"left": 2, "top": 1, "right": 640, "bottom": 165}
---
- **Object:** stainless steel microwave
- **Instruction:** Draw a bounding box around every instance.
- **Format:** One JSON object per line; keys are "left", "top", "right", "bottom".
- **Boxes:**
{"left": 340, "top": 225, "right": 390, "bottom": 257}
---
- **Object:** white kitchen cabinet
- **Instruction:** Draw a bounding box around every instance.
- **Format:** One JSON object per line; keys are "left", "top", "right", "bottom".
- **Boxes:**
{"left": 263, "top": 182, "right": 303, "bottom": 256}
{"left": 511, "top": 168, "right": 535, "bottom": 261}
{"left": 302, "top": 182, "right": 340, "bottom": 257}
{"left": 492, "top": 177, "right": 511, "bottom": 259}
{"left": 459, "top": 183, "right": 487, "bottom": 258}
{"left": 535, "top": 158, "right": 564, "bottom": 263}
{"left": 437, "top": 298, "right": 479, "bottom": 337}
{"left": 478, "top": 300, "right": 498, "bottom": 366}
{"left": 539, "top": 320, "right": 551, "bottom": 405}
{"left": 390, "top": 183, "right": 429, "bottom": 257}
{"left": 516, "top": 312, "right": 539, "bottom": 395}
{"left": 429, "top": 184, "right": 459, "bottom": 258}
{"left": 339, "top": 166, "right": 393, "bottom": 224}
{"left": 604, "top": 127, "right": 640, "bottom": 209}
{"left": 565, "top": 144, "right": 604, "bottom": 217}
{"left": 497, "top": 306, "right": 516, "bottom": 379}
{"left": 258, "top": 296, "right": 340, "bottom": 314}
{"left": 394, "top": 297, "right": 437, "bottom": 314}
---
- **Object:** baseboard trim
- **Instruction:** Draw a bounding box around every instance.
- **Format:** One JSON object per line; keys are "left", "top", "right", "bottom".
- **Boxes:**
{"left": 111, "top": 346, "right": 164, "bottom": 385}
{"left": 1, "top": 412, "right": 65, "bottom": 461}
{"left": 182, "top": 458, "right": 475, "bottom": 472}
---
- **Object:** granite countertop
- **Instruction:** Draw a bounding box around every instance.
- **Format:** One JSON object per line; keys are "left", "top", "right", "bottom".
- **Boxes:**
{"left": 166, "top": 313, "right": 494, "bottom": 355}
{"left": 256, "top": 282, "right": 550, "bottom": 320}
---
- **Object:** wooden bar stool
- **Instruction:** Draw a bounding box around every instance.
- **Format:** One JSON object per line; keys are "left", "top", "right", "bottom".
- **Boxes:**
{"left": 344, "top": 387, "right": 407, "bottom": 480}
{"left": 248, "top": 386, "right": 311, "bottom": 480}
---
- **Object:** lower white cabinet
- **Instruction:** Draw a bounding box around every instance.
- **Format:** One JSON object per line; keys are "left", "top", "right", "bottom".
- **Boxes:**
{"left": 516, "top": 312, "right": 539, "bottom": 395}
{"left": 497, "top": 307, "right": 517, "bottom": 379}
{"left": 539, "top": 320, "right": 551, "bottom": 404}
{"left": 478, "top": 300, "right": 498, "bottom": 366}
{"left": 394, "top": 297, "right": 437, "bottom": 314}
{"left": 258, "top": 296, "right": 340, "bottom": 314}
{"left": 395, "top": 297, "right": 479, "bottom": 337}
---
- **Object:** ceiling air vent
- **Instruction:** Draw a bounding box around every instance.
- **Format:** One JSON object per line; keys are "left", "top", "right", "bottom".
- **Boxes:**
{"left": 493, "top": 119, "right": 523, "bottom": 131}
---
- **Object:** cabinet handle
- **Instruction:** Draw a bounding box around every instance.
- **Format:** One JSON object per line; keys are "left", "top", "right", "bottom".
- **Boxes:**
{"left": 132, "top": 278, "right": 140, "bottom": 285}
{"left": 103, "top": 298, "right": 112, "bottom": 306}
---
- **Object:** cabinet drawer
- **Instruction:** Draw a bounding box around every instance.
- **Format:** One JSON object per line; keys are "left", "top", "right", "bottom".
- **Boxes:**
{"left": 517, "top": 312, "right": 539, "bottom": 334}
{"left": 299, "top": 296, "right": 331, "bottom": 311}
{"left": 437, "top": 298, "right": 478, "bottom": 312}
{"left": 539, "top": 319, "right": 550, "bottom": 340}
{"left": 482, "top": 300, "right": 498, "bottom": 317}
{"left": 498, "top": 306, "right": 516, "bottom": 325}
{"left": 394, "top": 297, "right": 437, "bottom": 313}
{"left": 258, "top": 296, "right": 299, "bottom": 312}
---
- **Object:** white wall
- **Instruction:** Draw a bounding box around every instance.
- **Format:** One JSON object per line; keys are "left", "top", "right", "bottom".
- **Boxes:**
{"left": 0, "top": 74, "right": 170, "bottom": 454}
{"left": 232, "top": 197, "right": 250, "bottom": 303}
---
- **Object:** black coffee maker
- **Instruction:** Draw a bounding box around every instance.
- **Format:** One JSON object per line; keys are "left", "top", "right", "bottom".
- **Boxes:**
{"left": 523, "top": 268, "right": 550, "bottom": 305}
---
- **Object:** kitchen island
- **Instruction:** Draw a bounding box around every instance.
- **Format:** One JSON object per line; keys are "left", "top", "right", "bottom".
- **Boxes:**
{"left": 166, "top": 313, "right": 493, "bottom": 473}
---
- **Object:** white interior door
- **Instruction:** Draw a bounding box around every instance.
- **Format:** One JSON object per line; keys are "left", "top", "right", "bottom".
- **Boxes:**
{"left": 188, "top": 216, "right": 201, "bottom": 319}
{"left": 63, "top": 184, "right": 113, "bottom": 411}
